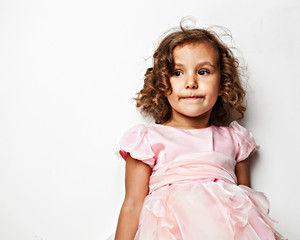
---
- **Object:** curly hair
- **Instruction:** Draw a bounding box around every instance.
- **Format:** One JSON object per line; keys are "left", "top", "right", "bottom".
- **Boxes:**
{"left": 135, "top": 24, "right": 246, "bottom": 126}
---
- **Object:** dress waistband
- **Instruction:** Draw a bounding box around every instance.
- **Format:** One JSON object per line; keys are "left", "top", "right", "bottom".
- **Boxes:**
{"left": 149, "top": 152, "right": 237, "bottom": 194}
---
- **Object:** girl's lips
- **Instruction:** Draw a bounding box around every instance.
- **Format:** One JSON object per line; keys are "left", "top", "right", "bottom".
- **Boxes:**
{"left": 185, "top": 97, "right": 199, "bottom": 99}
{"left": 182, "top": 96, "right": 204, "bottom": 100}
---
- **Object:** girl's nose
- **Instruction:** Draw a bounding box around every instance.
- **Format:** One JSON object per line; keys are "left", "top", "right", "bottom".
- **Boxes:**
{"left": 185, "top": 75, "right": 198, "bottom": 89}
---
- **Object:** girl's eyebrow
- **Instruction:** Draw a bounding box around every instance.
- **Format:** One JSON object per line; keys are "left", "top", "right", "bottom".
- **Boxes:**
{"left": 174, "top": 62, "right": 217, "bottom": 69}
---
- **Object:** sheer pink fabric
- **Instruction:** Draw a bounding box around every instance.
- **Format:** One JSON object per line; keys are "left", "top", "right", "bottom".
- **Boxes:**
{"left": 114, "top": 121, "right": 286, "bottom": 240}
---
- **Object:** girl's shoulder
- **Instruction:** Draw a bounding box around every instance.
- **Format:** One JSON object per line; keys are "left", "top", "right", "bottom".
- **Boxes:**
{"left": 225, "top": 121, "right": 256, "bottom": 141}
{"left": 116, "top": 123, "right": 155, "bottom": 168}
{"left": 224, "top": 121, "right": 260, "bottom": 163}
{"left": 214, "top": 121, "right": 257, "bottom": 145}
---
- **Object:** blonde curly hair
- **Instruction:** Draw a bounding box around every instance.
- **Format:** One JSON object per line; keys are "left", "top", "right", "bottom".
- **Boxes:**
{"left": 135, "top": 24, "right": 246, "bottom": 126}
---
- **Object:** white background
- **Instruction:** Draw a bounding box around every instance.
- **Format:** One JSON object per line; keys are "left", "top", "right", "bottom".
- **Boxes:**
{"left": 0, "top": 0, "right": 299, "bottom": 239}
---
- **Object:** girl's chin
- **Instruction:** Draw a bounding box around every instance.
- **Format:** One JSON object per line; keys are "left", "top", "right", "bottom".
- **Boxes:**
{"left": 173, "top": 107, "right": 213, "bottom": 118}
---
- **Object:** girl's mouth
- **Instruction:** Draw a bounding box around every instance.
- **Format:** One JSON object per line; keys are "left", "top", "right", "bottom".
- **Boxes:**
{"left": 185, "top": 97, "right": 199, "bottom": 99}
{"left": 182, "top": 96, "right": 204, "bottom": 100}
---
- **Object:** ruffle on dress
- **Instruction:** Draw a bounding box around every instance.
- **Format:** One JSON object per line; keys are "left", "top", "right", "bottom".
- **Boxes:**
{"left": 136, "top": 179, "right": 286, "bottom": 240}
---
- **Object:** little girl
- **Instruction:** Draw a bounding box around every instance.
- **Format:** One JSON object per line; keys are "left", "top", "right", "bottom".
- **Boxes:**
{"left": 111, "top": 23, "right": 287, "bottom": 240}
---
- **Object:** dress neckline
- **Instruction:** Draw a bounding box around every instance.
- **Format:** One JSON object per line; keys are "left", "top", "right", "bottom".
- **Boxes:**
{"left": 153, "top": 123, "right": 214, "bottom": 131}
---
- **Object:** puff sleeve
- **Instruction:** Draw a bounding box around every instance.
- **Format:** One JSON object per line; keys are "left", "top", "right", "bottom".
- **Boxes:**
{"left": 115, "top": 124, "right": 156, "bottom": 168}
{"left": 229, "top": 121, "right": 260, "bottom": 163}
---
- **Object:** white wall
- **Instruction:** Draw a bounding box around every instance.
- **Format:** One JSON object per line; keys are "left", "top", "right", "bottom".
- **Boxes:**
{"left": 0, "top": 0, "right": 299, "bottom": 239}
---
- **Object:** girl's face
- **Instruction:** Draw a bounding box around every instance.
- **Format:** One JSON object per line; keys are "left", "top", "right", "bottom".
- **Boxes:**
{"left": 166, "top": 42, "right": 221, "bottom": 125}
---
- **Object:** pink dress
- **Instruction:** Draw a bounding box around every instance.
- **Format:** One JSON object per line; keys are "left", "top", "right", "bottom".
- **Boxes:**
{"left": 116, "top": 121, "right": 287, "bottom": 240}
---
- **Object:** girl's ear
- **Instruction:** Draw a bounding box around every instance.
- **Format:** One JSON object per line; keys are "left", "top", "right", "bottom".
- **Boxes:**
{"left": 165, "top": 89, "right": 172, "bottom": 97}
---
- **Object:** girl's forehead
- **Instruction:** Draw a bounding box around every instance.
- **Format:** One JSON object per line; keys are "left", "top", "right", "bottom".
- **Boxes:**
{"left": 172, "top": 42, "right": 219, "bottom": 63}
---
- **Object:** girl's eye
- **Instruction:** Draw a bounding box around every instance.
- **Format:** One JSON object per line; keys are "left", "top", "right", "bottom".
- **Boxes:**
{"left": 198, "top": 70, "right": 209, "bottom": 75}
{"left": 173, "top": 71, "right": 183, "bottom": 76}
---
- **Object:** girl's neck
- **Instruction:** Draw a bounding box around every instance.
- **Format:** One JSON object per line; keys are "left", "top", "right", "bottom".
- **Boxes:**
{"left": 162, "top": 110, "right": 212, "bottom": 130}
